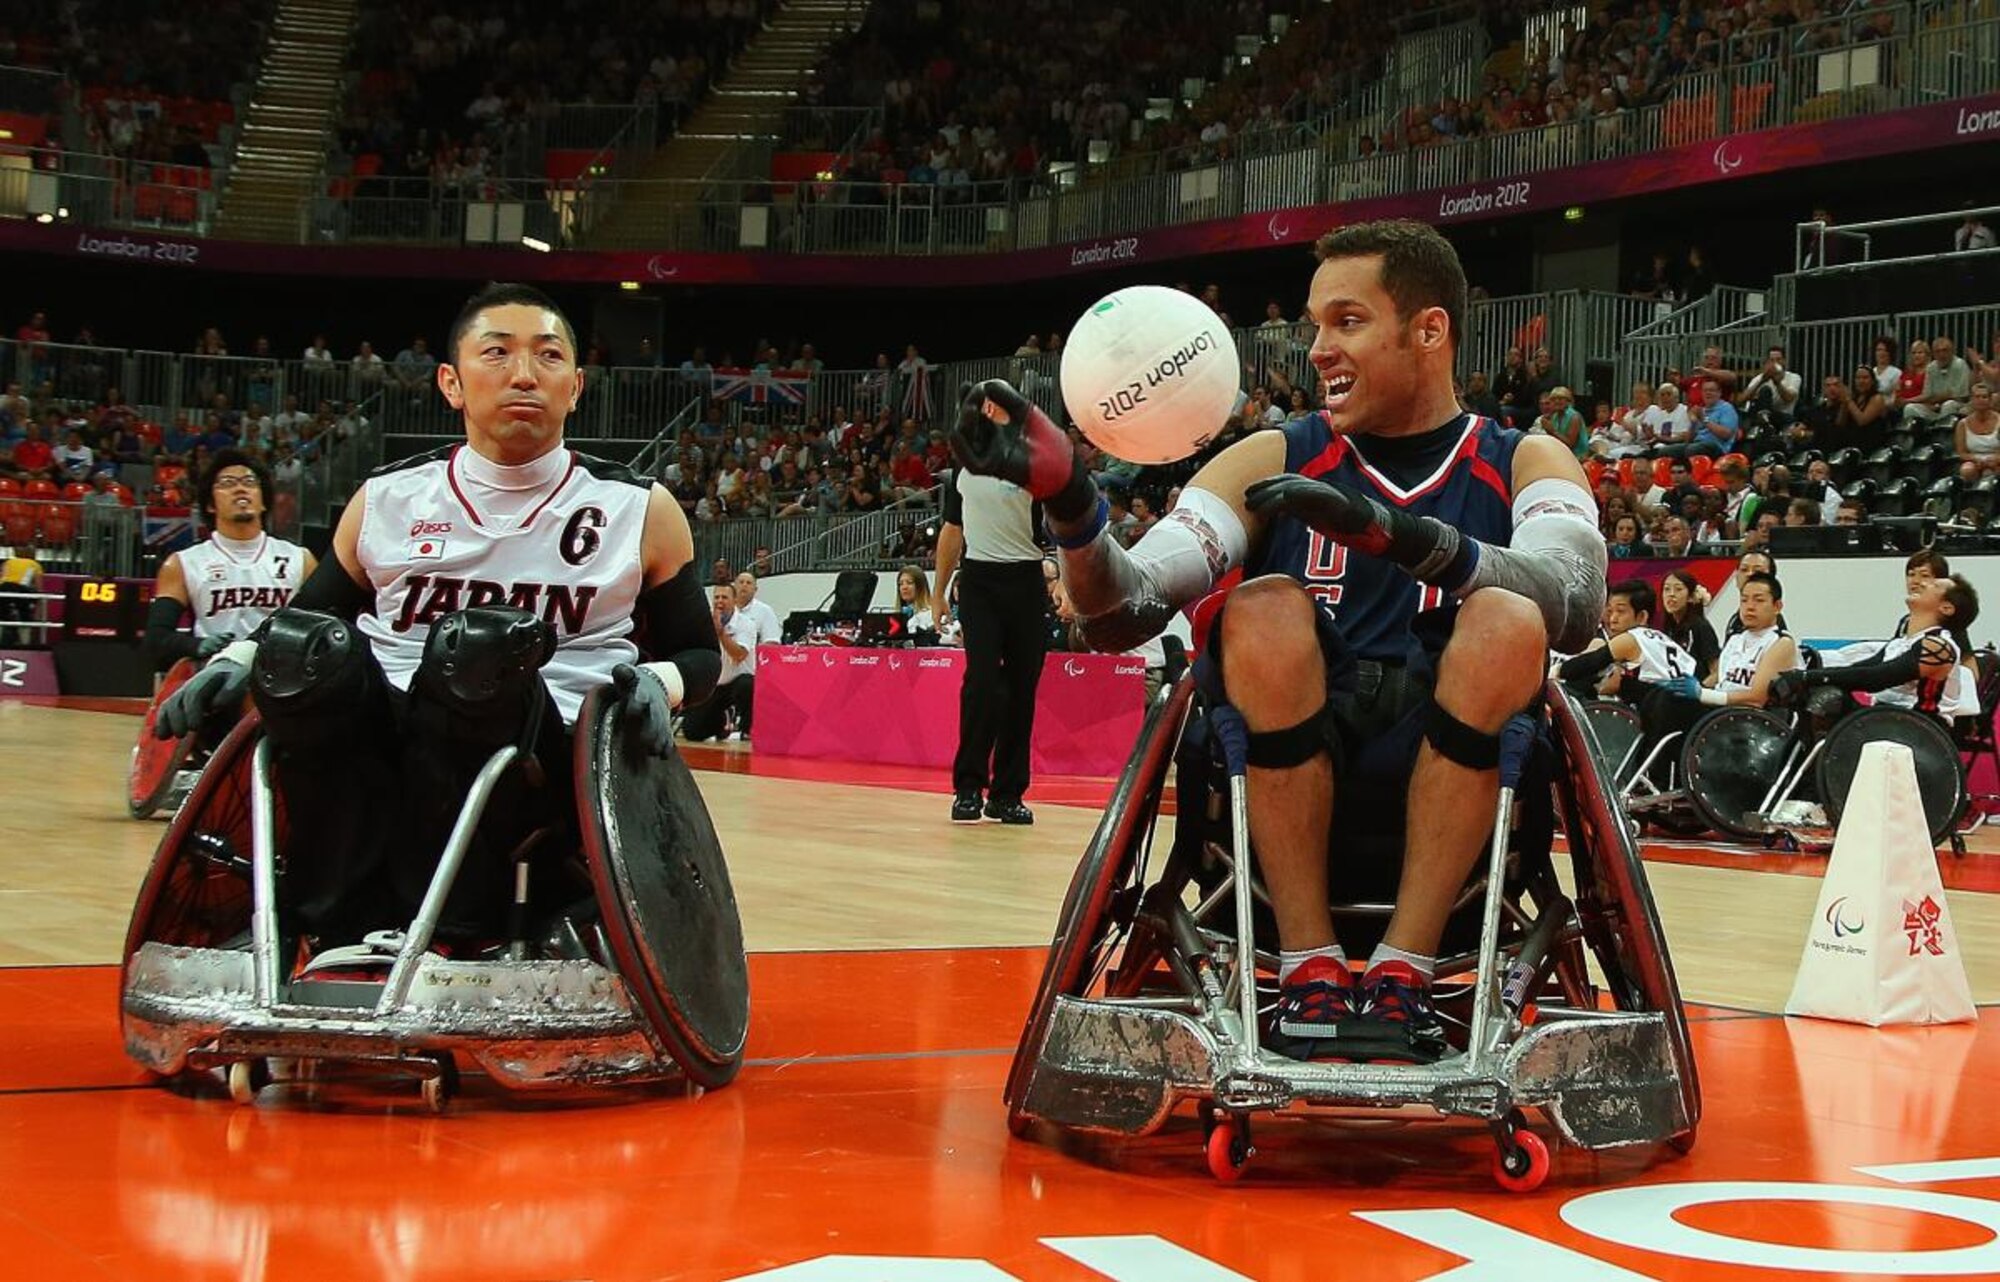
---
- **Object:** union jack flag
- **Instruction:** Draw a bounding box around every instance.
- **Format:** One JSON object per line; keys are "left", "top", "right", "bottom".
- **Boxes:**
{"left": 710, "top": 367, "right": 811, "bottom": 406}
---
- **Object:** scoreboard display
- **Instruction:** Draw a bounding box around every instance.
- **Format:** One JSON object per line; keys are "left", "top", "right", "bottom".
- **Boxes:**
{"left": 63, "top": 578, "right": 146, "bottom": 643}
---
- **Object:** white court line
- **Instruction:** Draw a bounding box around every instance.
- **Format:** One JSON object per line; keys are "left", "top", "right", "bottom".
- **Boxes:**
{"left": 1856, "top": 1157, "right": 2000, "bottom": 1184}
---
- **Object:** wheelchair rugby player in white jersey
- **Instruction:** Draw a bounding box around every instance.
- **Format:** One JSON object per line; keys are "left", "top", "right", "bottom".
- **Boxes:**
{"left": 128, "top": 283, "right": 750, "bottom": 1102}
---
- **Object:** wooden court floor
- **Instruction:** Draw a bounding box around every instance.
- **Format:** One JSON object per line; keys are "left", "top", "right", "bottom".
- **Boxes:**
{"left": 4, "top": 699, "right": 2000, "bottom": 1281}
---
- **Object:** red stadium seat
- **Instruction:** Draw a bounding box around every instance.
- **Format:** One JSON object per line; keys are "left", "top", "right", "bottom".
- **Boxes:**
{"left": 2, "top": 505, "right": 34, "bottom": 547}
{"left": 134, "top": 185, "right": 165, "bottom": 219}
{"left": 1690, "top": 455, "right": 1716, "bottom": 485}
{"left": 61, "top": 482, "right": 89, "bottom": 502}
{"left": 23, "top": 480, "right": 57, "bottom": 501}
{"left": 112, "top": 483, "right": 135, "bottom": 506}
{"left": 1616, "top": 458, "right": 1637, "bottom": 489}
{"left": 0, "top": 479, "right": 20, "bottom": 498}
{"left": 1651, "top": 458, "right": 1673, "bottom": 487}
{"left": 1586, "top": 459, "right": 1606, "bottom": 489}
{"left": 37, "top": 504, "right": 74, "bottom": 546}
{"left": 1718, "top": 452, "right": 1750, "bottom": 473}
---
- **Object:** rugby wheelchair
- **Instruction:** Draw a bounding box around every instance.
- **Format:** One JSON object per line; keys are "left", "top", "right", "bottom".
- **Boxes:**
{"left": 129, "top": 658, "right": 205, "bottom": 819}
{"left": 1588, "top": 692, "right": 1969, "bottom": 850}
{"left": 1004, "top": 674, "right": 1699, "bottom": 1190}
{"left": 119, "top": 661, "right": 749, "bottom": 1109}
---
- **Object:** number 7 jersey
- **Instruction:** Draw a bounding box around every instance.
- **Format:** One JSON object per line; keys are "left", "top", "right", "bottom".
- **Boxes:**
{"left": 177, "top": 532, "right": 308, "bottom": 640}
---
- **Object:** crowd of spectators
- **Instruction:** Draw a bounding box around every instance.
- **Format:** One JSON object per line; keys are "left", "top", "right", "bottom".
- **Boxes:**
{"left": 3, "top": 0, "right": 270, "bottom": 174}
{"left": 334, "top": 0, "right": 776, "bottom": 188}
{"left": 1, "top": 311, "right": 390, "bottom": 526}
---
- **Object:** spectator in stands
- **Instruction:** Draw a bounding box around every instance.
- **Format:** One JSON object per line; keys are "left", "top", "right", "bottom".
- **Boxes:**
{"left": 1834, "top": 497, "right": 1866, "bottom": 525}
{"left": 303, "top": 334, "right": 334, "bottom": 365}
{"left": 1656, "top": 568, "right": 1719, "bottom": 683}
{"left": 1955, "top": 205, "right": 1995, "bottom": 253}
{"left": 1742, "top": 345, "right": 1802, "bottom": 431}
{"left": 1587, "top": 397, "right": 1642, "bottom": 459}
{"left": 841, "top": 461, "right": 880, "bottom": 512}
{"left": 1537, "top": 385, "right": 1587, "bottom": 459}
{"left": 896, "top": 565, "right": 936, "bottom": 631}
{"left": 1956, "top": 383, "right": 2000, "bottom": 482}
{"left": 1894, "top": 339, "right": 1931, "bottom": 420}
{"left": 1527, "top": 346, "right": 1563, "bottom": 407}
{"left": 1682, "top": 377, "right": 1740, "bottom": 457}
{"left": 1682, "top": 345, "right": 1738, "bottom": 403}
{"left": 1681, "top": 246, "right": 1715, "bottom": 302}
{"left": 1607, "top": 512, "right": 1652, "bottom": 559}
{"left": 1463, "top": 370, "right": 1504, "bottom": 421}
{"left": 1659, "top": 515, "right": 1695, "bottom": 558}
{"left": 1978, "top": 332, "right": 2000, "bottom": 389}
{"left": 1804, "top": 457, "right": 1844, "bottom": 524}
{"left": 52, "top": 428, "right": 93, "bottom": 481}
{"left": 392, "top": 337, "right": 436, "bottom": 392}
{"left": 350, "top": 340, "right": 387, "bottom": 393}
{"left": 1643, "top": 381, "right": 1692, "bottom": 454}
{"left": 13, "top": 422, "right": 54, "bottom": 479}
{"left": 1907, "top": 336, "right": 1973, "bottom": 426}
{"left": 1871, "top": 337, "right": 1903, "bottom": 401}
{"left": 732, "top": 571, "right": 783, "bottom": 652}
{"left": 1784, "top": 498, "right": 1821, "bottom": 527}
{"left": 1494, "top": 345, "right": 1533, "bottom": 427}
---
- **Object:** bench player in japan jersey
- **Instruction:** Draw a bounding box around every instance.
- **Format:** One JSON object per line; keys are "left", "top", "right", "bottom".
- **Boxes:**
{"left": 1708, "top": 571, "right": 1799, "bottom": 706}
{"left": 1553, "top": 577, "right": 1696, "bottom": 700}
{"left": 146, "top": 449, "right": 314, "bottom": 670}
{"left": 355, "top": 443, "right": 650, "bottom": 723}
{"left": 1249, "top": 409, "right": 1521, "bottom": 668}
{"left": 1788, "top": 572, "right": 1980, "bottom": 721}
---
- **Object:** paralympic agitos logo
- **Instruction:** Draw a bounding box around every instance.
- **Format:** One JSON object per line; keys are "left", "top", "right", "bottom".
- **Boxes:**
{"left": 1825, "top": 895, "right": 1865, "bottom": 938}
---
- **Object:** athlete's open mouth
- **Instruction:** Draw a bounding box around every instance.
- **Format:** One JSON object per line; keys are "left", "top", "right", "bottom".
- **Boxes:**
{"left": 1323, "top": 373, "right": 1357, "bottom": 412}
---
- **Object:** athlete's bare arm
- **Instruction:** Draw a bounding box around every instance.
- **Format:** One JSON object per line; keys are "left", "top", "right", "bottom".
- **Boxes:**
{"left": 1727, "top": 635, "right": 1799, "bottom": 707}
{"left": 153, "top": 551, "right": 189, "bottom": 607}
{"left": 639, "top": 483, "right": 695, "bottom": 587}
{"left": 1510, "top": 432, "right": 1591, "bottom": 499}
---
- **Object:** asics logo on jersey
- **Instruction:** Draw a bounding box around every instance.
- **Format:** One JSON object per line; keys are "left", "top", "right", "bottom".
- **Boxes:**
{"left": 206, "top": 587, "right": 294, "bottom": 616}
{"left": 390, "top": 573, "right": 599, "bottom": 634}
{"left": 410, "top": 520, "right": 454, "bottom": 537}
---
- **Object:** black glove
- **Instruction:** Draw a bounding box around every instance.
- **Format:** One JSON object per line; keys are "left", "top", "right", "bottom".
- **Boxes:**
{"left": 1766, "top": 669, "right": 1813, "bottom": 708}
{"left": 1243, "top": 474, "right": 1469, "bottom": 584}
{"left": 949, "top": 379, "right": 1094, "bottom": 522}
{"left": 155, "top": 657, "right": 251, "bottom": 739}
{"left": 611, "top": 662, "right": 676, "bottom": 757}
{"left": 194, "top": 632, "right": 236, "bottom": 662}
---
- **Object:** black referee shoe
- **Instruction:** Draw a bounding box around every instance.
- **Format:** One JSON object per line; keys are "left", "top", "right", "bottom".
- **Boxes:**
{"left": 951, "top": 794, "right": 984, "bottom": 824}
{"left": 984, "top": 799, "right": 1034, "bottom": 825}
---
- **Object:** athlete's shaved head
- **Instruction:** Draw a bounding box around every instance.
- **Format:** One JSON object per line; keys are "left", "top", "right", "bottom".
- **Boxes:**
{"left": 447, "top": 282, "right": 577, "bottom": 361}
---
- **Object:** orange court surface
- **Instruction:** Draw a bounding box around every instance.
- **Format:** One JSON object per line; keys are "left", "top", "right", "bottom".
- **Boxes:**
{"left": 5, "top": 695, "right": 2000, "bottom": 1282}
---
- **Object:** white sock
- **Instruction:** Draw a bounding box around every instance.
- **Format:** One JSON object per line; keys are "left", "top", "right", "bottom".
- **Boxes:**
{"left": 1278, "top": 944, "right": 1346, "bottom": 984}
{"left": 1367, "top": 943, "right": 1436, "bottom": 982}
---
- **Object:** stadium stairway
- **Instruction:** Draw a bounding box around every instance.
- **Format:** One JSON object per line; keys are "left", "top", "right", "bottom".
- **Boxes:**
{"left": 582, "top": 0, "right": 870, "bottom": 249}
{"left": 212, "top": 0, "right": 355, "bottom": 242}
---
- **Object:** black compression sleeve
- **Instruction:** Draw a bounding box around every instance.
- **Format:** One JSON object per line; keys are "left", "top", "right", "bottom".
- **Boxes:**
{"left": 635, "top": 561, "right": 722, "bottom": 707}
{"left": 145, "top": 596, "right": 198, "bottom": 666}
{"left": 289, "top": 553, "right": 374, "bottom": 621}
{"left": 1557, "top": 645, "right": 1619, "bottom": 682}
{"left": 1813, "top": 646, "right": 1924, "bottom": 693}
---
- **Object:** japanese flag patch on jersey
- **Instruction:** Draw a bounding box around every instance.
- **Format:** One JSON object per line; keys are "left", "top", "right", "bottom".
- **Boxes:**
{"left": 407, "top": 537, "right": 446, "bottom": 560}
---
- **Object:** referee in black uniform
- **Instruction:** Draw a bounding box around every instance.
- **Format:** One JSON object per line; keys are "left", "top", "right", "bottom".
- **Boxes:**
{"left": 935, "top": 463, "right": 1047, "bottom": 824}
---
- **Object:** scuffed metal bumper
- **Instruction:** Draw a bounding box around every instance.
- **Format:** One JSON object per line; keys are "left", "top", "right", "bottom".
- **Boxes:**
{"left": 1020, "top": 996, "right": 1690, "bottom": 1150}
{"left": 122, "top": 943, "right": 680, "bottom": 1090}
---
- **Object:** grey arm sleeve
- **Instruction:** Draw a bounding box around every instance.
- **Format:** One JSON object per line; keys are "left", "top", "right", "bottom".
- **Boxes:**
{"left": 1061, "top": 500, "right": 1234, "bottom": 653}
{"left": 1451, "top": 514, "right": 1608, "bottom": 656}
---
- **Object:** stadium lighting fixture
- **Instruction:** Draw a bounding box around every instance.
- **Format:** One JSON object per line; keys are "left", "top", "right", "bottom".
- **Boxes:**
{"left": 521, "top": 235, "right": 552, "bottom": 252}
{"left": 619, "top": 281, "right": 641, "bottom": 291}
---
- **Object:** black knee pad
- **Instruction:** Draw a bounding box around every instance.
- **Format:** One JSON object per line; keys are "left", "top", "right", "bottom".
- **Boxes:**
{"left": 1424, "top": 700, "right": 1502, "bottom": 770}
{"left": 411, "top": 606, "right": 557, "bottom": 748}
{"left": 252, "top": 608, "right": 381, "bottom": 747}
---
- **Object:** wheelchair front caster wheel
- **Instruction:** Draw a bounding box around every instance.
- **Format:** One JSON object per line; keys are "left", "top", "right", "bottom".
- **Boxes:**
{"left": 421, "top": 1057, "right": 458, "bottom": 1114}
{"left": 226, "top": 1058, "right": 270, "bottom": 1105}
{"left": 1204, "top": 1114, "right": 1253, "bottom": 1183}
{"left": 1492, "top": 1127, "right": 1550, "bottom": 1193}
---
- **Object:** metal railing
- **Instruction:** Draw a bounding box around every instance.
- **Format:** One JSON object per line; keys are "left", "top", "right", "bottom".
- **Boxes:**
{"left": 0, "top": 498, "right": 142, "bottom": 578}
{"left": 0, "top": 147, "right": 218, "bottom": 235}
{"left": 692, "top": 487, "right": 945, "bottom": 576}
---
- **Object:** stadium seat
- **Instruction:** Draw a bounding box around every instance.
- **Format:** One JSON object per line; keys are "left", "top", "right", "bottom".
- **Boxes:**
{"left": 23, "top": 480, "right": 57, "bottom": 501}
{"left": 37, "top": 504, "right": 74, "bottom": 545}
{"left": 61, "top": 482, "right": 89, "bottom": 502}
{"left": 1617, "top": 457, "right": 1637, "bottom": 489}
{"left": 1651, "top": 457, "right": 1673, "bottom": 487}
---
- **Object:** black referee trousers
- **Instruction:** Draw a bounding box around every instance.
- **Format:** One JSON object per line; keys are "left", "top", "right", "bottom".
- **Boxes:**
{"left": 952, "top": 559, "right": 1049, "bottom": 803}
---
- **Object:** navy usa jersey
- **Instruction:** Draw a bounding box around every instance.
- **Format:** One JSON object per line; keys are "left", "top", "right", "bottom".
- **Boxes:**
{"left": 1247, "top": 411, "right": 1523, "bottom": 664}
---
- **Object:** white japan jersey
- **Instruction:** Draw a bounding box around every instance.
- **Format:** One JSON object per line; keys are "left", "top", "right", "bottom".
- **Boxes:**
{"left": 1824, "top": 628, "right": 1979, "bottom": 720}
{"left": 1618, "top": 627, "right": 1697, "bottom": 684}
{"left": 1715, "top": 624, "right": 1797, "bottom": 693}
{"left": 355, "top": 447, "right": 650, "bottom": 724}
{"left": 177, "top": 533, "right": 307, "bottom": 639}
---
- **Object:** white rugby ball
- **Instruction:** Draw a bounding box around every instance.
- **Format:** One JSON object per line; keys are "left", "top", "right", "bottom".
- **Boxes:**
{"left": 1059, "top": 285, "right": 1241, "bottom": 465}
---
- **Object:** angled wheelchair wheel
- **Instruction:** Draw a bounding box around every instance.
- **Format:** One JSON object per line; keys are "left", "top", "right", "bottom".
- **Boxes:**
{"left": 121, "top": 714, "right": 280, "bottom": 998}
{"left": 1579, "top": 700, "right": 1643, "bottom": 789}
{"left": 1546, "top": 687, "right": 1701, "bottom": 1149}
{"left": 1003, "top": 679, "right": 1193, "bottom": 1136}
{"left": 1683, "top": 707, "right": 1794, "bottom": 840}
{"left": 575, "top": 686, "right": 749, "bottom": 1091}
{"left": 129, "top": 659, "right": 199, "bottom": 819}
{"left": 1816, "top": 706, "right": 1965, "bottom": 848}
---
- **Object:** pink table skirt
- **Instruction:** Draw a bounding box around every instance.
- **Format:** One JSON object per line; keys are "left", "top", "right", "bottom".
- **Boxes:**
{"left": 754, "top": 645, "right": 1148, "bottom": 777}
